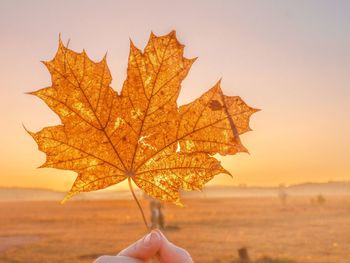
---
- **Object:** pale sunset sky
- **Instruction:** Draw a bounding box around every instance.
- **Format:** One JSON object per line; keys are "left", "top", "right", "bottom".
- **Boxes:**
{"left": 0, "top": 0, "right": 349, "bottom": 192}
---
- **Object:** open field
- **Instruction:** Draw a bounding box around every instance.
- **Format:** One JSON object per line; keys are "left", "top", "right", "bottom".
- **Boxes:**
{"left": 1, "top": 196, "right": 350, "bottom": 263}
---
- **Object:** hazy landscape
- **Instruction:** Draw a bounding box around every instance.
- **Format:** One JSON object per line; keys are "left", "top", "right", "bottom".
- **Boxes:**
{"left": 1, "top": 183, "right": 350, "bottom": 263}
{"left": 1, "top": 181, "right": 349, "bottom": 201}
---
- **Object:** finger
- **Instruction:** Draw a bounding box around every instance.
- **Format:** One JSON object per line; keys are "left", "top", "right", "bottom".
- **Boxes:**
{"left": 155, "top": 230, "right": 193, "bottom": 263}
{"left": 94, "top": 255, "right": 143, "bottom": 263}
{"left": 118, "top": 230, "right": 161, "bottom": 260}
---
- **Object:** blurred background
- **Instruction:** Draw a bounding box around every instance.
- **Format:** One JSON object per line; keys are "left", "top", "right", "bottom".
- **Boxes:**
{"left": 0, "top": 1, "right": 349, "bottom": 262}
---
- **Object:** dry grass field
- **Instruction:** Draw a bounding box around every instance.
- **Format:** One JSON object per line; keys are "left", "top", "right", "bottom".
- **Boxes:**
{"left": 1, "top": 196, "right": 350, "bottom": 263}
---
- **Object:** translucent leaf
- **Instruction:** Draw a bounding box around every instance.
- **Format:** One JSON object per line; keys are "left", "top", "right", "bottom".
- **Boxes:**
{"left": 27, "top": 31, "right": 258, "bottom": 205}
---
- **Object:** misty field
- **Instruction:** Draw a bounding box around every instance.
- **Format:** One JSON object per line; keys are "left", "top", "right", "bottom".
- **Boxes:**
{"left": 1, "top": 196, "right": 350, "bottom": 263}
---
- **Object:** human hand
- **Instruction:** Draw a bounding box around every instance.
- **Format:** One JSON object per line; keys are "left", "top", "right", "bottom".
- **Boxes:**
{"left": 94, "top": 229, "right": 193, "bottom": 263}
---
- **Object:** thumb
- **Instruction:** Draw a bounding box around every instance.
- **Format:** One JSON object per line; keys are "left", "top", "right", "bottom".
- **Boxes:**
{"left": 118, "top": 230, "right": 161, "bottom": 260}
{"left": 155, "top": 230, "right": 193, "bottom": 263}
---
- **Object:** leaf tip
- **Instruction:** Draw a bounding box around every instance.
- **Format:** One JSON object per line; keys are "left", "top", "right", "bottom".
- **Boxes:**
{"left": 129, "top": 38, "right": 135, "bottom": 48}
{"left": 40, "top": 60, "right": 50, "bottom": 70}
{"left": 66, "top": 38, "right": 71, "bottom": 49}
{"left": 24, "top": 90, "right": 35, "bottom": 96}
{"left": 220, "top": 166, "right": 233, "bottom": 178}
{"left": 58, "top": 33, "right": 63, "bottom": 46}
{"left": 38, "top": 162, "right": 48, "bottom": 168}
{"left": 22, "top": 123, "right": 34, "bottom": 136}
{"left": 187, "top": 57, "right": 198, "bottom": 65}
{"left": 227, "top": 171, "right": 234, "bottom": 178}
{"left": 196, "top": 186, "right": 204, "bottom": 192}
{"left": 62, "top": 191, "right": 75, "bottom": 204}
{"left": 58, "top": 34, "right": 69, "bottom": 51}
{"left": 169, "top": 30, "right": 176, "bottom": 37}
{"left": 102, "top": 51, "right": 108, "bottom": 62}
{"left": 175, "top": 200, "right": 184, "bottom": 207}
{"left": 242, "top": 147, "right": 250, "bottom": 155}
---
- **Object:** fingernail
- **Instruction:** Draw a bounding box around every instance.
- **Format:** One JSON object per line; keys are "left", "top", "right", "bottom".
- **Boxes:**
{"left": 144, "top": 231, "right": 159, "bottom": 245}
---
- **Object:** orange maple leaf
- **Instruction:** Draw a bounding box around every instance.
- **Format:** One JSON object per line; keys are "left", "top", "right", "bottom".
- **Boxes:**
{"left": 26, "top": 31, "right": 258, "bottom": 206}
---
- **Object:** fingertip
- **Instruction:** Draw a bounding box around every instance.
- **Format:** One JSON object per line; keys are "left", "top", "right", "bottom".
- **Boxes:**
{"left": 118, "top": 230, "right": 161, "bottom": 260}
{"left": 94, "top": 255, "right": 144, "bottom": 263}
{"left": 93, "top": 255, "right": 116, "bottom": 263}
{"left": 143, "top": 230, "right": 162, "bottom": 247}
{"left": 157, "top": 234, "right": 193, "bottom": 263}
{"left": 152, "top": 229, "right": 169, "bottom": 243}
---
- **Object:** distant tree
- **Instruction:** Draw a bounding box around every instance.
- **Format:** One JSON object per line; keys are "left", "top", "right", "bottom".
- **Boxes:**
{"left": 278, "top": 184, "right": 288, "bottom": 205}
{"left": 310, "top": 194, "right": 326, "bottom": 205}
{"left": 150, "top": 199, "right": 165, "bottom": 230}
{"left": 237, "top": 247, "right": 250, "bottom": 262}
{"left": 316, "top": 194, "right": 326, "bottom": 205}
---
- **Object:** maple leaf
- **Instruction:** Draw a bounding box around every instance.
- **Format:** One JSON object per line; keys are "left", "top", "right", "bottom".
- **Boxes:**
{"left": 26, "top": 31, "right": 258, "bottom": 205}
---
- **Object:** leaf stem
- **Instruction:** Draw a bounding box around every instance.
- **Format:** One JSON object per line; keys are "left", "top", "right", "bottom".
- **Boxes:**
{"left": 128, "top": 177, "right": 149, "bottom": 230}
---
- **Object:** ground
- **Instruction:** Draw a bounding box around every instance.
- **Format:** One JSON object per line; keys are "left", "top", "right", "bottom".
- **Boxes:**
{"left": 0, "top": 196, "right": 349, "bottom": 263}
